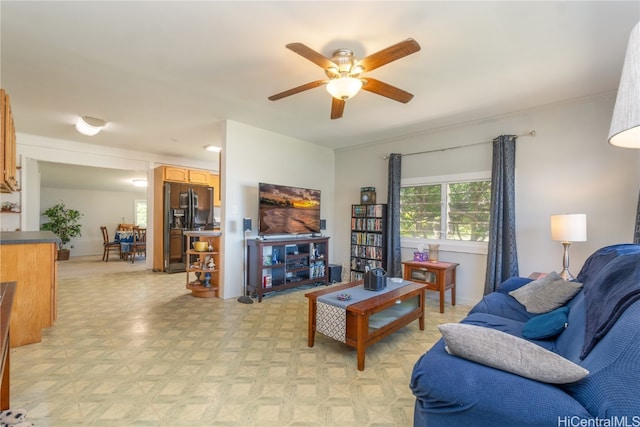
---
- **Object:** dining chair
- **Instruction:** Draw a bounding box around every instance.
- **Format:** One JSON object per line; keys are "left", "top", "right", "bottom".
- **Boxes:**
{"left": 100, "top": 226, "right": 121, "bottom": 262}
{"left": 130, "top": 227, "right": 147, "bottom": 263}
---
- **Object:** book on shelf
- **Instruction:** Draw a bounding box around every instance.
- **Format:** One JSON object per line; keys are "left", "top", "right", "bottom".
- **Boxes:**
{"left": 263, "top": 275, "right": 272, "bottom": 288}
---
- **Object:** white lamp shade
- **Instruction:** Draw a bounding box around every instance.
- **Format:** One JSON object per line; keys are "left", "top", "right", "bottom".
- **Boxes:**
{"left": 75, "top": 116, "right": 106, "bottom": 136}
{"left": 608, "top": 21, "right": 640, "bottom": 148}
{"left": 550, "top": 214, "right": 587, "bottom": 242}
{"left": 326, "top": 77, "right": 363, "bottom": 100}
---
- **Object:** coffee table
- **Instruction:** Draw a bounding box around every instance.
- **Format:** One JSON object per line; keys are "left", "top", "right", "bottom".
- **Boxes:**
{"left": 305, "top": 280, "right": 428, "bottom": 370}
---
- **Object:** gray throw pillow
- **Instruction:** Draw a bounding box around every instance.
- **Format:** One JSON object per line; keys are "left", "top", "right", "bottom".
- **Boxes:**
{"left": 438, "top": 323, "right": 589, "bottom": 384}
{"left": 509, "top": 271, "right": 582, "bottom": 314}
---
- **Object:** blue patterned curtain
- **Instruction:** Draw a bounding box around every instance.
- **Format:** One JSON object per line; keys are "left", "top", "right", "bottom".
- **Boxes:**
{"left": 484, "top": 135, "right": 519, "bottom": 294}
{"left": 387, "top": 154, "right": 402, "bottom": 277}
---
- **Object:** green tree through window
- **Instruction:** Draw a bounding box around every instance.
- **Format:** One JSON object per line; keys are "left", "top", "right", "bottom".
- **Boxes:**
{"left": 401, "top": 179, "right": 491, "bottom": 242}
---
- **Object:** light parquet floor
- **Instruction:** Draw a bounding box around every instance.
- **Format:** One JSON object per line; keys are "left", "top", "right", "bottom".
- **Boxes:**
{"left": 10, "top": 257, "right": 469, "bottom": 426}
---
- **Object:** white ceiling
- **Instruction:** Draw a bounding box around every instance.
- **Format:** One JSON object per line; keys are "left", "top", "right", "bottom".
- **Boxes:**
{"left": 2, "top": 1, "right": 639, "bottom": 189}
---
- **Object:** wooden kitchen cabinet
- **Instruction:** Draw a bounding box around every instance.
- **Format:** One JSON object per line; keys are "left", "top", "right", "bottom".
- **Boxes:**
{"left": 159, "top": 165, "right": 215, "bottom": 185}
{"left": 0, "top": 232, "right": 58, "bottom": 347}
{"left": 161, "top": 166, "right": 189, "bottom": 183}
{"left": 211, "top": 174, "right": 221, "bottom": 207}
{"left": 187, "top": 169, "right": 210, "bottom": 185}
{"left": 0, "top": 89, "right": 18, "bottom": 193}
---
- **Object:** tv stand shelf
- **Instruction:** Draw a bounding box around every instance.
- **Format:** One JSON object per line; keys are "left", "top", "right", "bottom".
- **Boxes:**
{"left": 247, "top": 236, "right": 329, "bottom": 302}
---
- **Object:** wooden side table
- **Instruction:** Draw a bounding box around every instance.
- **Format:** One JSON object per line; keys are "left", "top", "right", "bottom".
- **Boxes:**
{"left": 402, "top": 260, "right": 459, "bottom": 313}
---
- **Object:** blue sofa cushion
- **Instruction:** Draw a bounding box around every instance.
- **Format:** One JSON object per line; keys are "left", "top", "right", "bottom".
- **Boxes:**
{"left": 438, "top": 323, "right": 589, "bottom": 384}
{"left": 497, "top": 276, "right": 533, "bottom": 293}
{"left": 411, "top": 339, "right": 594, "bottom": 427}
{"left": 562, "top": 301, "right": 640, "bottom": 418}
{"left": 522, "top": 306, "right": 569, "bottom": 339}
{"left": 468, "top": 291, "right": 537, "bottom": 322}
{"left": 509, "top": 272, "right": 582, "bottom": 314}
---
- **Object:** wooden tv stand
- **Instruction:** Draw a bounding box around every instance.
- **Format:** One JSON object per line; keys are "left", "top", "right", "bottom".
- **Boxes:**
{"left": 306, "top": 280, "right": 428, "bottom": 370}
{"left": 247, "top": 236, "right": 329, "bottom": 302}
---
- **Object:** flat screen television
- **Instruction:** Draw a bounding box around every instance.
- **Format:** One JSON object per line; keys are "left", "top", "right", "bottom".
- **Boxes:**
{"left": 258, "top": 182, "right": 321, "bottom": 236}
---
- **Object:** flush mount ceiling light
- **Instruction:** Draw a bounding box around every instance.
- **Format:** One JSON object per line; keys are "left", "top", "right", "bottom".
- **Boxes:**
{"left": 75, "top": 115, "right": 106, "bottom": 136}
{"left": 132, "top": 179, "right": 147, "bottom": 187}
{"left": 203, "top": 145, "right": 222, "bottom": 152}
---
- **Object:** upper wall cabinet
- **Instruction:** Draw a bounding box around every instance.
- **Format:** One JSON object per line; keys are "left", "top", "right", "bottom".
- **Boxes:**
{"left": 211, "top": 174, "right": 221, "bottom": 207}
{"left": 187, "top": 169, "right": 210, "bottom": 185}
{"left": 156, "top": 165, "right": 220, "bottom": 206}
{"left": 161, "top": 166, "right": 189, "bottom": 183}
{"left": 160, "top": 166, "right": 215, "bottom": 186}
{"left": 0, "top": 89, "right": 18, "bottom": 193}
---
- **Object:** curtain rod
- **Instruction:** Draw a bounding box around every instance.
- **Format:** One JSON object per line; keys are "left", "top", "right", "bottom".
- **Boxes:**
{"left": 383, "top": 130, "right": 536, "bottom": 159}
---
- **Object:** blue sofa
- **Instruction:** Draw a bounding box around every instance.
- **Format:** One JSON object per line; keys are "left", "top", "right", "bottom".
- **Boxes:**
{"left": 410, "top": 244, "right": 640, "bottom": 427}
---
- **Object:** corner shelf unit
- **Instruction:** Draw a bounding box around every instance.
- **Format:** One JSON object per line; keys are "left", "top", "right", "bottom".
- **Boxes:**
{"left": 247, "top": 236, "right": 329, "bottom": 302}
{"left": 184, "top": 231, "right": 222, "bottom": 298}
{"left": 350, "top": 204, "right": 387, "bottom": 281}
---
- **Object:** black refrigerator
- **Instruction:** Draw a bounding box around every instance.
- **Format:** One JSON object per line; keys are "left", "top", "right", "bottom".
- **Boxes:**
{"left": 163, "top": 182, "right": 214, "bottom": 272}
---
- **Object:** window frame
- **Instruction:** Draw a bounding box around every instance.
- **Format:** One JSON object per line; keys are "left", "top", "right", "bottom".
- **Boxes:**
{"left": 400, "top": 172, "right": 490, "bottom": 255}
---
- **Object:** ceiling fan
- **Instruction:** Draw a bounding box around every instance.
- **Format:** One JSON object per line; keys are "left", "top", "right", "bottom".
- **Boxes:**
{"left": 268, "top": 38, "right": 421, "bottom": 119}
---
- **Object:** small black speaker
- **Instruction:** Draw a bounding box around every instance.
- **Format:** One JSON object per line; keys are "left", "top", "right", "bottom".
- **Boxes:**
{"left": 328, "top": 264, "right": 342, "bottom": 283}
{"left": 243, "top": 218, "right": 252, "bottom": 232}
{"left": 320, "top": 219, "right": 326, "bottom": 230}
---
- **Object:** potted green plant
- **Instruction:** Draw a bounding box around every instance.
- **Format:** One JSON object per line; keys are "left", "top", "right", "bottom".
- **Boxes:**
{"left": 41, "top": 202, "right": 83, "bottom": 260}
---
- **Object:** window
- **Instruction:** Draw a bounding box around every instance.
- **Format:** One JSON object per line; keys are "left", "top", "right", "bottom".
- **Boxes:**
{"left": 134, "top": 200, "right": 147, "bottom": 228}
{"left": 400, "top": 173, "right": 491, "bottom": 242}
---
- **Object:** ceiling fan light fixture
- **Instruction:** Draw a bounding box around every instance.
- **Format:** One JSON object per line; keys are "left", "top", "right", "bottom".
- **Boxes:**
{"left": 75, "top": 115, "right": 106, "bottom": 136}
{"left": 326, "top": 77, "right": 363, "bottom": 100}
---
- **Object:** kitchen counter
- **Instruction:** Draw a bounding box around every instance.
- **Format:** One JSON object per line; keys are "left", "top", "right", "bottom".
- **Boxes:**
{"left": 0, "top": 231, "right": 58, "bottom": 347}
{"left": 183, "top": 230, "right": 222, "bottom": 237}
{"left": 0, "top": 231, "right": 60, "bottom": 245}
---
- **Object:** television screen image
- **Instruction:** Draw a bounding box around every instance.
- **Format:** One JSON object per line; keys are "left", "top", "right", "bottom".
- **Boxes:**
{"left": 259, "top": 183, "right": 321, "bottom": 235}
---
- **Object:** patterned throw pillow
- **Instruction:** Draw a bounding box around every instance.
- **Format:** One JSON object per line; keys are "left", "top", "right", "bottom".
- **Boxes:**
{"left": 509, "top": 271, "right": 582, "bottom": 314}
{"left": 438, "top": 323, "right": 588, "bottom": 384}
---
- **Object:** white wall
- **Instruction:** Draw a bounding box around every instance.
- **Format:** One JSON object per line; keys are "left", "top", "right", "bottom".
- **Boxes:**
{"left": 41, "top": 187, "right": 143, "bottom": 256}
{"left": 334, "top": 94, "right": 640, "bottom": 307}
{"left": 221, "top": 120, "right": 335, "bottom": 299}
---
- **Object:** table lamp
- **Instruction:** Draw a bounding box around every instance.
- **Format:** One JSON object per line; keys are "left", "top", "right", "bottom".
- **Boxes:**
{"left": 550, "top": 214, "right": 587, "bottom": 281}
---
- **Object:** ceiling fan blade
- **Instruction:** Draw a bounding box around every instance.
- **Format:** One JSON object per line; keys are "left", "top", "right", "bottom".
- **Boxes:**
{"left": 361, "top": 78, "right": 414, "bottom": 103}
{"left": 358, "top": 38, "right": 421, "bottom": 72}
{"left": 268, "top": 80, "right": 326, "bottom": 101}
{"left": 330, "top": 98, "right": 345, "bottom": 120}
{"left": 286, "top": 43, "right": 337, "bottom": 70}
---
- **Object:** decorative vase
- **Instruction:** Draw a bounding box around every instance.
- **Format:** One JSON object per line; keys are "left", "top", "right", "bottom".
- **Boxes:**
{"left": 204, "top": 272, "right": 211, "bottom": 288}
{"left": 428, "top": 244, "right": 440, "bottom": 263}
